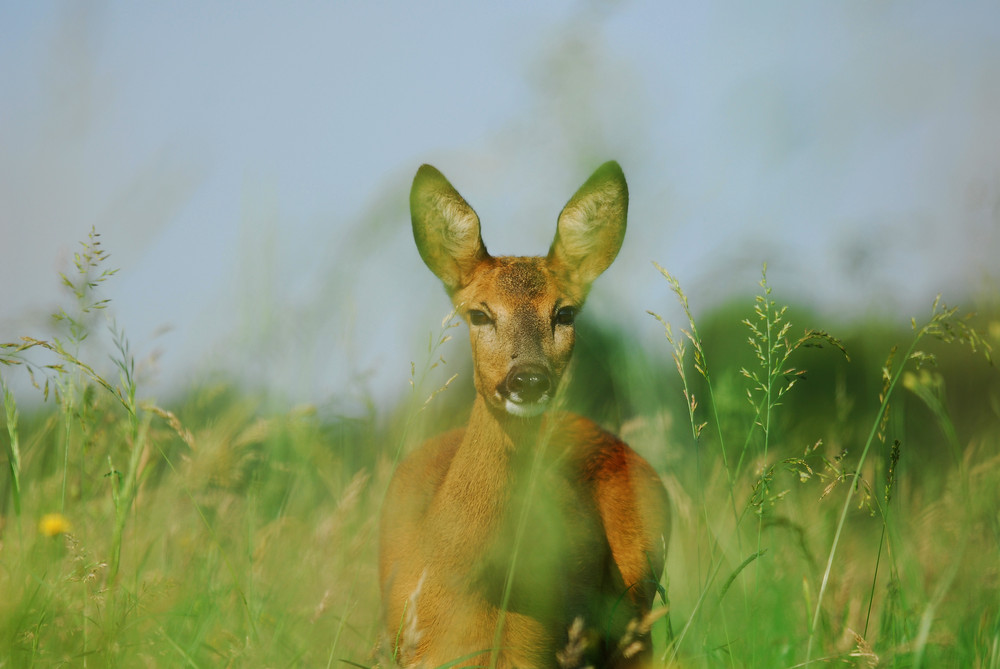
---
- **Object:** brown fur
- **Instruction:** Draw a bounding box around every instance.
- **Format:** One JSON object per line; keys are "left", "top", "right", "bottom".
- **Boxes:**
{"left": 379, "top": 162, "right": 670, "bottom": 669}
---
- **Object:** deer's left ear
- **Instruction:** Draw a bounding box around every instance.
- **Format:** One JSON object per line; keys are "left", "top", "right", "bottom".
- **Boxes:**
{"left": 410, "top": 164, "right": 490, "bottom": 294}
{"left": 547, "top": 161, "right": 628, "bottom": 286}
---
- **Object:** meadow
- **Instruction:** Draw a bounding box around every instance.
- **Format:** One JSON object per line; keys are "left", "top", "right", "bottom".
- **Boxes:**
{"left": 1, "top": 230, "right": 998, "bottom": 668}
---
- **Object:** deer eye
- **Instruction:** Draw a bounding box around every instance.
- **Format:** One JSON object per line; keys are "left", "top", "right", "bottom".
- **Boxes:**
{"left": 554, "top": 306, "right": 578, "bottom": 326}
{"left": 468, "top": 309, "right": 493, "bottom": 326}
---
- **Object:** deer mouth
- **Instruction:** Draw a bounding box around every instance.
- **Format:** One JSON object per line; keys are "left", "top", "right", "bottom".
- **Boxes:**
{"left": 499, "top": 364, "right": 552, "bottom": 418}
{"left": 503, "top": 396, "right": 549, "bottom": 418}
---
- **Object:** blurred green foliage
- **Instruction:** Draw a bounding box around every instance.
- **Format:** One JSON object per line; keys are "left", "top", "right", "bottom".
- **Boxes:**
{"left": 1, "top": 250, "right": 998, "bottom": 666}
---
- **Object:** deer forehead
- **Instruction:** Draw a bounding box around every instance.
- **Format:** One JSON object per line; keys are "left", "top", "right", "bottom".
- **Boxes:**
{"left": 457, "top": 257, "right": 582, "bottom": 310}
{"left": 494, "top": 258, "right": 549, "bottom": 297}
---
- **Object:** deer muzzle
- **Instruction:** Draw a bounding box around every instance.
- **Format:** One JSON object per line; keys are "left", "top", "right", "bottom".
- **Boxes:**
{"left": 500, "top": 363, "right": 552, "bottom": 417}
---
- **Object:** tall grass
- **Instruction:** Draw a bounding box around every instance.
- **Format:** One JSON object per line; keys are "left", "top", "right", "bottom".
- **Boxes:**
{"left": 648, "top": 263, "right": 997, "bottom": 668}
{"left": 1, "top": 230, "right": 997, "bottom": 667}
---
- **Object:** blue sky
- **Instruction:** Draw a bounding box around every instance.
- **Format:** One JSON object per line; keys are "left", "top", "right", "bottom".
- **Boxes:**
{"left": 2, "top": 1, "right": 998, "bottom": 408}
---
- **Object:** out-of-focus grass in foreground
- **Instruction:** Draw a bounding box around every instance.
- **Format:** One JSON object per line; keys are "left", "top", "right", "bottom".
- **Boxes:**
{"left": 1, "top": 232, "right": 998, "bottom": 668}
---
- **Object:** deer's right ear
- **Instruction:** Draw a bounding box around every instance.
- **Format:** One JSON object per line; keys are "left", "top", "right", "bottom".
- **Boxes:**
{"left": 410, "top": 164, "right": 489, "bottom": 293}
{"left": 548, "top": 161, "right": 628, "bottom": 287}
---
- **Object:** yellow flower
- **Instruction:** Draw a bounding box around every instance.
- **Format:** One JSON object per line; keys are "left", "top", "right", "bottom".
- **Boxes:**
{"left": 990, "top": 320, "right": 1000, "bottom": 343}
{"left": 39, "top": 513, "right": 71, "bottom": 537}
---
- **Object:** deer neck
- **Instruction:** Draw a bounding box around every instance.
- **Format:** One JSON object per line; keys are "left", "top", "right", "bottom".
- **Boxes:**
{"left": 454, "top": 395, "right": 543, "bottom": 485}
{"left": 428, "top": 396, "right": 550, "bottom": 561}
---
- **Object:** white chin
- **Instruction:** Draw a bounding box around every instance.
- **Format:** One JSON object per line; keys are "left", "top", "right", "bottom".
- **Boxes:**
{"left": 504, "top": 398, "right": 548, "bottom": 418}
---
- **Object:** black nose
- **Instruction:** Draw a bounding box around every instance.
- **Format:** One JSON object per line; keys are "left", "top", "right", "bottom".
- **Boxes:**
{"left": 504, "top": 365, "right": 551, "bottom": 403}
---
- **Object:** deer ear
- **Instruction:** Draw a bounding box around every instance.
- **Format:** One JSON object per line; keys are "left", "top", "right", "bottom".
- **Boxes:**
{"left": 547, "top": 161, "right": 628, "bottom": 286}
{"left": 410, "top": 164, "right": 490, "bottom": 293}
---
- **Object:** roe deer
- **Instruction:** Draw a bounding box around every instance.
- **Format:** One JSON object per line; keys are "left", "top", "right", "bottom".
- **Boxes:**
{"left": 379, "top": 162, "right": 671, "bottom": 669}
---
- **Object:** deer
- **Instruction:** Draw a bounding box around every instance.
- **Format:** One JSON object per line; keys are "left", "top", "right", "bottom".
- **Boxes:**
{"left": 379, "top": 161, "right": 671, "bottom": 669}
